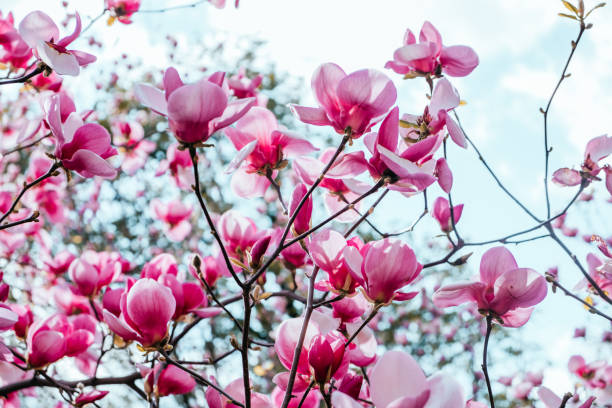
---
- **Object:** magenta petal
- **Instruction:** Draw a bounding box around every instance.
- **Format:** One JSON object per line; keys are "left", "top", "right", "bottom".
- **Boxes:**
{"left": 70, "top": 50, "right": 96, "bottom": 67}
{"left": 37, "top": 43, "right": 79, "bottom": 76}
{"left": 212, "top": 97, "right": 256, "bottom": 131}
{"left": 377, "top": 107, "right": 399, "bottom": 152}
{"left": 61, "top": 123, "right": 113, "bottom": 159}
{"left": 479, "top": 246, "right": 518, "bottom": 286}
{"left": 29, "top": 330, "right": 66, "bottom": 368}
{"left": 331, "top": 392, "right": 363, "bottom": 408}
{"left": 432, "top": 281, "right": 485, "bottom": 308}
{"left": 290, "top": 105, "right": 332, "bottom": 126}
{"left": 103, "top": 310, "right": 139, "bottom": 341}
{"left": 429, "top": 78, "right": 460, "bottom": 115}
{"left": 308, "top": 229, "right": 346, "bottom": 272}
{"left": 425, "top": 373, "right": 465, "bottom": 408}
{"left": 135, "top": 83, "right": 169, "bottom": 116}
{"left": 336, "top": 69, "right": 396, "bottom": 116}
{"left": 393, "top": 43, "right": 435, "bottom": 64}
{"left": 552, "top": 168, "right": 582, "bottom": 186}
{"left": 584, "top": 134, "right": 612, "bottom": 162}
{"left": 491, "top": 268, "right": 547, "bottom": 313}
{"left": 500, "top": 307, "right": 534, "bottom": 328}
{"left": 18, "top": 11, "right": 59, "bottom": 48}
{"left": 311, "top": 63, "right": 345, "bottom": 112}
{"left": 436, "top": 158, "right": 453, "bottom": 193}
{"left": 192, "top": 307, "right": 223, "bottom": 319}
{"left": 444, "top": 113, "right": 467, "bottom": 148}
{"left": 62, "top": 149, "right": 117, "bottom": 179}
{"left": 65, "top": 330, "right": 94, "bottom": 356}
{"left": 168, "top": 81, "right": 227, "bottom": 130}
{"left": 440, "top": 45, "right": 479, "bottom": 77}
{"left": 0, "top": 307, "right": 17, "bottom": 330}
{"left": 56, "top": 12, "right": 82, "bottom": 47}
{"left": 370, "top": 350, "right": 427, "bottom": 408}
{"left": 163, "top": 67, "right": 184, "bottom": 99}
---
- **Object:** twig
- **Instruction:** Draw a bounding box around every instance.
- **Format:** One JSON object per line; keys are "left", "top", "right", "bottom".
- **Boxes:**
{"left": 138, "top": 0, "right": 206, "bottom": 13}
{"left": 266, "top": 169, "right": 288, "bottom": 215}
{"left": 280, "top": 267, "right": 320, "bottom": 408}
{"left": 382, "top": 190, "right": 428, "bottom": 237}
{"left": 541, "top": 21, "right": 586, "bottom": 219}
{"left": 547, "top": 275, "right": 612, "bottom": 323}
{"left": 2, "top": 133, "right": 51, "bottom": 157}
{"left": 482, "top": 315, "right": 495, "bottom": 408}
{"left": 0, "top": 67, "right": 44, "bottom": 86}
{"left": 189, "top": 146, "right": 244, "bottom": 288}
{"left": 344, "top": 305, "right": 380, "bottom": 347}
{"left": 343, "top": 189, "right": 389, "bottom": 238}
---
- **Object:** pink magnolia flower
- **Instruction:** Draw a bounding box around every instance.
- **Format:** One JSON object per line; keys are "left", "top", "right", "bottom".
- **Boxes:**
{"left": 401, "top": 78, "right": 467, "bottom": 148}
{"left": 10, "top": 304, "right": 33, "bottom": 339}
{"left": 103, "top": 278, "right": 176, "bottom": 347}
{"left": 156, "top": 272, "right": 221, "bottom": 320}
{"left": 31, "top": 70, "right": 63, "bottom": 91}
{"left": 106, "top": 0, "right": 141, "bottom": 24}
{"left": 143, "top": 364, "right": 196, "bottom": 397}
{"left": 553, "top": 134, "right": 612, "bottom": 196}
{"left": 150, "top": 199, "right": 193, "bottom": 242}
{"left": 289, "top": 183, "right": 313, "bottom": 236}
{"left": 385, "top": 21, "right": 479, "bottom": 78}
{"left": 26, "top": 314, "right": 96, "bottom": 368}
{"left": 343, "top": 238, "right": 422, "bottom": 304}
{"left": 227, "top": 68, "right": 267, "bottom": 106}
{"left": 44, "top": 250, "right": 76, "bottom": 276}
{"left": 0, "top": 11, "right": 32, "bottom": 69}
{"left": 364, "top": 107, "right": 438, "bottom": 194}
{"left": 308, "top": 229, "right": 362, "bottom": 294}
{"left": 113, "top": 121, "right": 155, "bottom": 176}
{"left": 218, "top": 210, "right": 260, "bottom": 259}
{"left": 46, "top": 94, "right": 117, "bottom": 178}
{"left": 432, "top": 196, "right": 463, "bottom": 233}
{"left": 135, "top": 67, "right": 255, "bottom": 144}
{"left": 433, "top": 246, "right": 548, "bottom": 327}
{"left": 290, "top": 63, "right": 397, "bottom": 138}
{"left": 18, "top": 11, "right": 96, "bottom": 76}
{"left": 274, "top": 311, "right": 348, "bottom": 391}
{"left": 188, "top": 252, "right": 231, "bottom": 288}
{"left": 68, "top": 252, "right": 121, "bottom": 297}
{"left": 225, "top": 107, "right": 317, "bottom": 198}
{"left": 155, "top": 142, "right": 194, "bottom": 190}
{"left": 332, "top": 350, "right": 465, "bottom": 408}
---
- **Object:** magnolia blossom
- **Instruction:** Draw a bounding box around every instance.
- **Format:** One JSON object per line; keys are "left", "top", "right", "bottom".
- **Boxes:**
{"left": 553, "top": 134, "right": 612, "bottom": 196}
{"left": 344, "top": 238, "right": 422, "bottom": 304}
{"left": 26, "top": 314, "right": 96, "bottom": 368}
{"left": 432, "top": 196, "right": 463, "bottom": 233}
{"left": 308, "top": 229, "right": 362, "bottom": 294}
{"left": 433, "top": 246, "right": 547, "bottom": 327}
{"left": 103, "top": 278, "right": 176, "bottom": 347}
{"left": 46, "top": 94, "right": 117, "bottom": 178}
{"left": 113, "top": 121, "right": 155, "bottom": 175}
{"left": 155, "top": 142, "right": 194, "bottom": 190}
{"left": 142, "top": 364, "right": 196, "bottom": 397}
{"left": 290, "top": 62, "right": 397, "bottom": 138}
{"left": 206, "top": 377, "right": 273, "bottom": 408}
{"left": 150, "top": 199, "right": 193, "bottom": 242}
{"left": 225, "top": 107, "right": 317, "bottom": 197}
{"left": 106, "top": 0, "right": 141, "bottom": 24}
{"left": 364, "top": 107, "right": 438, "bottom": 194}
{"left": 0, "top": 11, "right": 32, "bottom": 68}
{"left": 218, "top": 210, "right": 261, "bottom": 259}
{"left": 18, "top": 11, "right": 96, "bottom": 75}
{"left": 68, "top": 252, "right": 121, "bottom": 297}
{"left": 385, "top": 21, "right": 479, "bottom": 77}
{"left": 401, "top": 78, "right": 466, "bottom": 148}
{"left": 135, "top": 67, "right": 255, "bottom": 144}
{"left": 333, "top": 350, "right": 465, "bottom": 408}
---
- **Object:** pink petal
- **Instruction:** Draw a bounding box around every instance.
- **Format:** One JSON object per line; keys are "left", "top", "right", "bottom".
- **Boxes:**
{"left": 163, "top": 67, "right": 184, "bottom": 99}
{"left": 424, "top": 373, "right": 464, "bottom": 408}
{"left": 440, "top": 45, "right": 479, "bottom": 77}
{"left": 432, "top": 282, "right": 484, "bottom": 308}
{"left": 230, "top": 167, "right": 270, "bottom": 198}
{"left": 290, "top": 105, "right": 332, "bottom": 126}
{"left": 336, "top": 69, "right": 397, "bottom": 116}
{"left": 500, "top": 307, "right": 534, "bottom": 328}
{"left": 18, "top": 11, "right": 59, "bottom": 48}
{"left": 429, "top": 78, "right": 460, "bottom": 115}
{"left": 308, "top": 229, "right": 346, "bottom": 272}
{"left": 436, "top": 158, "right": 453, "bottom": 193}
{"left": 135, "top": 83, "right": 168, "bottom": 116}
{"left": 311, "top": 63, "right": 345, "bottom": 113}
{"left": 62, "top": 149, "right": 117, "bottom": 179}
{"left": 168, "top": 80, "right": 227, "bottom": 130}
{"left": 211, "top": 97, "right": 256, "bottom": 131}
{"left": 370, "top": 350, "right": 427, "bottom": 408}
{"left": 552, "top": 168, "right": 582, "bottom": 186}
{"left": 37, "top": 43, "right": 79, "bottom": 76}
{"left": 56, "top": 12, "right": 81, "bottom": 47}
{"left": 479, "top": 246, "right": 518, "bottom": 286}
{"left": 584, "top": 134, "right": 612, "bottom": 162}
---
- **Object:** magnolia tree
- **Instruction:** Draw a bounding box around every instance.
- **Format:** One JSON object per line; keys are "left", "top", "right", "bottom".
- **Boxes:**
{"left": 0, "top": 1, "right": 610, "bottom": 407}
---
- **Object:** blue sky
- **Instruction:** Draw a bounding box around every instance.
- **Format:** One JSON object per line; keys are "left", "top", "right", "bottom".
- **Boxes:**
{"left": 5, "top": 0, "right": 612, "bottom": 400}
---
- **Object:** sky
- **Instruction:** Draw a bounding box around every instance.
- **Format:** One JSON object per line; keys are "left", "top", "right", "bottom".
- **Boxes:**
{"left": 4, "top": 0, "right": 612, "bottom": 401}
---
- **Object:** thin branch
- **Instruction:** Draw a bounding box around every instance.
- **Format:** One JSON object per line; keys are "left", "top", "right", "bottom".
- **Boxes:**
{"left": 547, "top": 275, "right": 612, "bottom": 323}
{"left": 280, "top": 267, "right": 320, "bottom": 408}
{"left": 189, "top": 146, "right": 244, "bottom": 288}
{"left": 382, "top": 189, "right": 428, "bottom": 238}
{"left": 0, "top": 67, "right": 44, "bottom": 86}
{"left": 453, "top": 112, "right": 541, "bottom": 223}
{"left": 343, "top": 189, "right": 389, "bottom": 238}
{"left": 138, "top": 0, "right": 206, "bottom": 13}
{"left": 0, "top": 162, "right": 60, "bottom": 227}
{"left": 344, "top": 305, "right": 380, "bottom": 347}
{"left": 482, "top": 315, "right": 495, "bottom": 408}
{"left": 2, "top": 133, "right": 51, "bottom": 157}
{"left": 266, "top": 169, "right": 288, "bottom": 215}
{"left": 240, "top": 287, "right": 252, "bottom": 408}
{"left": 542, "top": 21, "right": 586, "bottom": 219}
{"left": 443, "top": 140, "right": 462, "bottom": 244}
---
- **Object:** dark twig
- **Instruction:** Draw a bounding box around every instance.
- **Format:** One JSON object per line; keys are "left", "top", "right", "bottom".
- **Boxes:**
{"left": 482, "top": 315, "right": 495, "bottom": 408}
{"left": 382, "top": 190, "right": 428, "bottom": 237}
{"left": 547, "top": 275, "right": 612, "bottom": 323}
{"left": 541, "top": 21, "right": 586, "bottom": 219}
{"left": 0, "top": 67, "right": 44, "bottom": 86}
{"left": 343, "top": 189, "right": 389, "bottom": 237}
{"left": 189, "top": 146, "right": 244, "bottom": 288}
